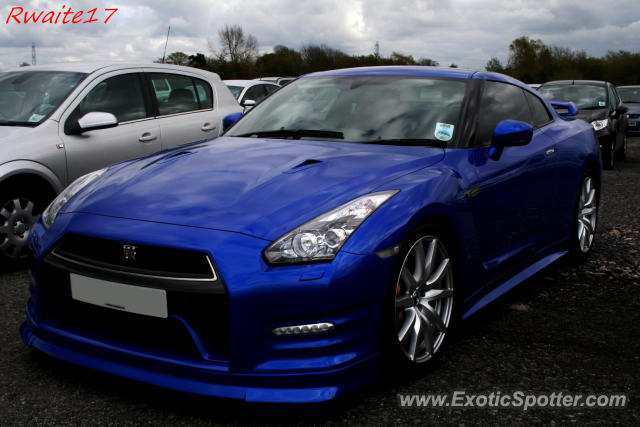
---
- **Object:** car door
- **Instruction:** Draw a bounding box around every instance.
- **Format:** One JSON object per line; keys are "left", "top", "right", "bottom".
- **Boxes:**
{"left": 146, "top": 72, "right": 221, "bottom": 149}
{"left": 465, "top": 81, "right": 558, "bottom": 283}
{"left": 59, "top": 70, "right": 161, "bottom": 183}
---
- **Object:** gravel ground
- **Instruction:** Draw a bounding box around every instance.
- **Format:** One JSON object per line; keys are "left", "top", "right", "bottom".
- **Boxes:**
{"left": 1, "top": 139, "right": 639, "bottom": 426}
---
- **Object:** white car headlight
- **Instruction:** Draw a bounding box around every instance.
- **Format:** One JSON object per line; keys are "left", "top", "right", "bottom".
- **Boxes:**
{"left": 42, "top": 168, "right": 107, "bottom": 228}
{"left": 264, "top": 190, "right": 399, "bottom": 264}
{"left": 591, "top": 119, "right": 608, "bottom": 131}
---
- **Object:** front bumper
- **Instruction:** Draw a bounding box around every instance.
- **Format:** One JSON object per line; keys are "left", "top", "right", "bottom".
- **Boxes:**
{"left": 22, "top": 212, "right": 396, "bottom": 402}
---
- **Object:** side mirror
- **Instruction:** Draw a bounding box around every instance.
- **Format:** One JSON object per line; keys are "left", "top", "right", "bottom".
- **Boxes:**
{"left": 549, "top": 101, "right": 578, "bottom": 117}
{"left": 489, "top": 120, "right": 533, "bottom": 160}
{"left": 65, "top": 112, "right": 118, "bottom": 135}
{"left": 241, "top": 99, "right": 256, "bottom": 113}
{"left": 78, "top": 112, "right": 118, "bottom": 131}
{"left": 616, "top": 104, "right": 629, "bottom": 115}
{"left": 222, "top": 112, "right": 242, "bottom": 132}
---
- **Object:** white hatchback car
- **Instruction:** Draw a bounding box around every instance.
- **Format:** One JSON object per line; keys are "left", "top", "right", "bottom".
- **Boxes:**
{"left": 0, "top": 62, "right": 242, "bottom": 263}
{"left": 224, "top": 80, "right": 280, "bottom": 106}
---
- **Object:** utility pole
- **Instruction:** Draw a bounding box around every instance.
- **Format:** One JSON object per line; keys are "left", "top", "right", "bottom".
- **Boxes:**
{"left": 161, "top": 26, "right": 170, "bottom": 63}
{"left": 32, "top": 42, "right": 36, "bottom": 65}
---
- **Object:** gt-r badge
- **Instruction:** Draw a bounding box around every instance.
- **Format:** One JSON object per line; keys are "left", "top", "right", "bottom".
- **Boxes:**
{"left": 123, "top": 245, "right": 137, "bottom": 261}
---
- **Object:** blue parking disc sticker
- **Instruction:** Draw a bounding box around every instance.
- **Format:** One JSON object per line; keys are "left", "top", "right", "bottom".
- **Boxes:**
{"left": 435, "top": 122, "right": 454, "bottom": 141}
{"left": 598, "top": 101, "right": 606, "bottom": 107}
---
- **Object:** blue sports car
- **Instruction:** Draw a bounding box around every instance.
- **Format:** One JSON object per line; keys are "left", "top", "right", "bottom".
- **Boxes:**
{"left": 22, "top": 66, "right": 600, "bottom": 403}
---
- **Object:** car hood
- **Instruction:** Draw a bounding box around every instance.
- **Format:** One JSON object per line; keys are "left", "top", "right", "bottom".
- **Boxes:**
{"left": 622, "top": 103, "right": 640, "bottom": 114}
{"left": 68, "top": 137, "right": 444, "bottom": 240}
{"left": 575, "top": 109, "right": 607, "bottom": 122}
{"left": 0, "top": 125, "right": 37, "bottom": 145}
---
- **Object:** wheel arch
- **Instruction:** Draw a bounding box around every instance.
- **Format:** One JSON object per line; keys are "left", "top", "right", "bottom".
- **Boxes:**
{"left": 0, "top": 160, "right": 63, "bottom": 202}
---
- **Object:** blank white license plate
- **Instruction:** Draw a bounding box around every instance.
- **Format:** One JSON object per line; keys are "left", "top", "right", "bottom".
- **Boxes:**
{"left": 70, "top": 273, "right": 168, "bottom": 318}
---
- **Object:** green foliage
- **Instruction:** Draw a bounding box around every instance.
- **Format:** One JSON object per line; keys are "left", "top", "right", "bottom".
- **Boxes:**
{"left": 495, "top": 36, "right": 640, "bottom": 84}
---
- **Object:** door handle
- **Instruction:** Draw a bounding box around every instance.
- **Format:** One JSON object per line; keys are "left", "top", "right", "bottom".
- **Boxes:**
{"left": 139, "top": 132, "right": 157, "bottom": 142}
{"left": 545, "top": 147, "right": 556, "bottom": 156}
{"left": 201, "top": 122, "right": 217, "bottom": 132}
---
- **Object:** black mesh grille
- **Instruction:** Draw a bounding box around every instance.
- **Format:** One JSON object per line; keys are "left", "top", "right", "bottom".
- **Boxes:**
{"left": 53, "top": 234, "right": 215, "bottom": 280}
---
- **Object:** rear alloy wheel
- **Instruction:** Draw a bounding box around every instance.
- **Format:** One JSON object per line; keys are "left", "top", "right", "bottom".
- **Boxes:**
{"left": 569, "top": 174, "right": 598, "bottom": 262}
{"left": 0, "top": 195, "right": 41, "bottom": 261}
{"left": 576, "top": 176, "right": 597, "bottom": 254}
{"left": 394, "top": 234, "right": 454, "bottom": 364}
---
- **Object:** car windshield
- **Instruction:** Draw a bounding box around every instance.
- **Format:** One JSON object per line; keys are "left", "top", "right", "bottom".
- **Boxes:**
{"left": 617, "top": 87, "right": 640, "bottom": 103}
{"left": 538, "top": 84, "right": 607, "bottom": 110}
{"left": 226, "top": 85, "right": 243, "bottom": 100}
{"left": 226, "top": 75, "right": 468, "bottom": 146}
{"left": 0, "top": 70, "right": 86, "bottom": 126}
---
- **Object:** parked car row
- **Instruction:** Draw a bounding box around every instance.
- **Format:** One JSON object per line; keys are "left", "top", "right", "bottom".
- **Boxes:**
{"left": 18, "top": 65, "right": 604, "bottom": 403}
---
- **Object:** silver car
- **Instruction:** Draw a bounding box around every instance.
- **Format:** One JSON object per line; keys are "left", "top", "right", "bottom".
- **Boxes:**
{"left": 0, "top": 62, "right": 242, "bottom": 263}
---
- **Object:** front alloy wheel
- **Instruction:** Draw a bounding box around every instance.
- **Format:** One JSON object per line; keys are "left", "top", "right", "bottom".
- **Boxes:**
{"left": 394, "top": 235, "right": 454, "bottom": 363}
{"left": 0, "top": 196, "right": 40, "bottom": 260}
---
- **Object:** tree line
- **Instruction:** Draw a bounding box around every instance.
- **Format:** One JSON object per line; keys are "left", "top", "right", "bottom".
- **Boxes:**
{"left": 486, "top": 36, "right": 640, "bottom": 85}
{"left": 160, "top": 26, "right": 639, "bottom": 85}
{"left": 159, "top": 24, "right": 442, "bottom": 79}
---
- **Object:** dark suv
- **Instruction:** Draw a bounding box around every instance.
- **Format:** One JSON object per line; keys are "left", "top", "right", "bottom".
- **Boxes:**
{"left": 539, "top": 80, "right": 628, "bottom": 169}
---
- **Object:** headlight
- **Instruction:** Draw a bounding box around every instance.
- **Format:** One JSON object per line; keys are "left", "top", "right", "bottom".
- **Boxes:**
{"left": 264, "top": 190, "right": 399, "bottom": 264}
{"left": 591, "top": 119, "right": 608, "bottom": 131}
{"left": 42, "top": 168, "right": 107, "bottom": 228}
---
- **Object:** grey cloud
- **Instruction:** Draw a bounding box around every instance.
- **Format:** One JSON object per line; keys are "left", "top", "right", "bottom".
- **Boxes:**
{"left": 0, "top": 0, "right": 638, "bottom": 71}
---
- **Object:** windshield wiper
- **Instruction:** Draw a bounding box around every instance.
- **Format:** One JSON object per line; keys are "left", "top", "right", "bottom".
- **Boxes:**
{"left": 0, "top": 120, "right": 38, "bottom": 127}
{"left": 355, "top": 138, "right": 447, "bottom": 147}
{"left": 236, "top": 129, "right": 344, "bottom": 140}
{"left": 580, "top": 106, "right": 605, "bottom": 110}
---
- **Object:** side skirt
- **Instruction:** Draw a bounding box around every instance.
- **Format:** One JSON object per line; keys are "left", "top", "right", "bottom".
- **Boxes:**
{"left": 462, "top": 250, "right": 567, "bottom": 320}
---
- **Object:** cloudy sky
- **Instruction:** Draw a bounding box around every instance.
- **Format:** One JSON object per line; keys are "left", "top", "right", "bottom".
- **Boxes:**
{"left": 1, "top": 0, "right": 639, "bottom": 71}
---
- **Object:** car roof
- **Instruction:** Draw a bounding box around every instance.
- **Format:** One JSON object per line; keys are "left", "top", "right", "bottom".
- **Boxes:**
{"left": 224, "top": 79, "right": 279, "bottom": 87}
{"left": 3, "top": 62, "right": 223, "bottom": 82}
{"left": 301, "top": 66, "right": 529, "bottom": 88}
{"left": 541, "top": 80, "right": 607, "bottom": 87}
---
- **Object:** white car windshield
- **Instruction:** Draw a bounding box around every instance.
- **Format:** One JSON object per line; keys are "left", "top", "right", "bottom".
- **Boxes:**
{"left": 0, "top": 70, "right": 87, "bottom": 126}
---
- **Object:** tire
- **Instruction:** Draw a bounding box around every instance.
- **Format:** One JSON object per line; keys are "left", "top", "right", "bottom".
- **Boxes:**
{"left": 617, "top": 134, "right": 627, "bottom": 160}
{"left": 380, "top": 225, "right": 459, "bottom": 375}
{"left": 0, "top": 188, "right": 47, "bottom": 265}
{"left": 568, "top": 171, "right": 598, "bottom": 262}
{"left": 602, "top": 139, "right": 615, "bottom": 170}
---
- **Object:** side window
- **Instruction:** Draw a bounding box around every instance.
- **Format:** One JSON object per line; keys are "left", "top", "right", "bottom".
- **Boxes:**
{"left": 73, "top": 73, "right": 147, "bottom": 123}
{"left": 610, "top": 86, "right": 620, "bottom": 109}
{"left": 244, "top": 85, "right": 267, "bottom": 103}
{"left": 475, "top": 81, "right": 532, "bottom": 145}
{"left": 264, "top": 84, "right": 279, "bottom": 95}
{"left": 192, "top": 78, "right": 213, "bottom": 109}
{"left": 524, "top": 91, "right": 552, "bottom": 128}
{"left": 608, "top": 85, "right": 617, "bottom": 111}
{"left": 149, "top": 73, "right": 203, "bottom": 116}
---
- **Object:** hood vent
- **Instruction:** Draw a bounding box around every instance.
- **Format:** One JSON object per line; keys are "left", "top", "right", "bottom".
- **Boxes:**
{"left": 283, "top": 159, "right": 323, "bottom": 174}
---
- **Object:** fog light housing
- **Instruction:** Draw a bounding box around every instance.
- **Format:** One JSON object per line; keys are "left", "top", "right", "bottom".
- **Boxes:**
{"left": 272, "top": 322, "right": 335, "bottom": 336}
